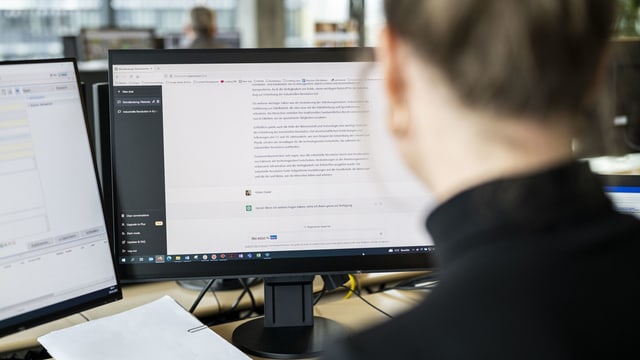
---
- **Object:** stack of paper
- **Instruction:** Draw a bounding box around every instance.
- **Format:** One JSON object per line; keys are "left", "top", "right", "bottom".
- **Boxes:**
{"left": 38, "top": 296, "right": 250, "bottom": 360}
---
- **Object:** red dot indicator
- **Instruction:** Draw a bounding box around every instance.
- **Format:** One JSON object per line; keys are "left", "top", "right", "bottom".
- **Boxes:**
{"left": 220, "top": 80, "right": 224, "bottom": 83}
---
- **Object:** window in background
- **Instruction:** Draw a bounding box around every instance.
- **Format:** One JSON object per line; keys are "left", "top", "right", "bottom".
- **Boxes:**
{"left": 285, "top": 0, "right": 350, "bottom": 47}
{"left": 364, "top": 0, "right": 383, "bottom": 47}
{"left": 0, "top": 0, "right": 242, "bottom": 61}
{"left": 0, "top": 0, "right": 106, "bottom": 60}
{"left": 285, "top": 0, "right": 382, "bottom": 48}
{"left": 617, "top": 0, "right": 640, "bottom": 36}
{"left": 112, "top": 0, "right": 239, "bottom": 45}
{"left": 0, "top": 0, "right": 382, "bottom": 60}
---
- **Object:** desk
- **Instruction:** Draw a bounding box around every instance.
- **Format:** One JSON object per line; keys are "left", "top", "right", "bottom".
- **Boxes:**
{"left": 0, "top": 272, "right": 427, "bottom": 357}
{"left": 0, "top": 280, "right": 262, "bottom": 354}
{"left": 212, "top": 289, "right": 427, "bottom": 360}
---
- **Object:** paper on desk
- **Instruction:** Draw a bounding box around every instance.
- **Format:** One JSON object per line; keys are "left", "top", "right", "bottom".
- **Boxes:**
{"left": 37, "top": 295, "right": 250, "bottom": 360}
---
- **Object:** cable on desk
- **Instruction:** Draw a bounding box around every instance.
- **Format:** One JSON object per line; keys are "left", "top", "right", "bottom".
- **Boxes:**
{"left": 227, "top": 278, "right": 257, "bottom": 314}
{"left": 188, "top": 278, "right": 216, "bottom": 313}
{"left": 313, "top": 273, "right": 354, "bottom": 305}
{"left": 340, "top": 285, "right": 393, "bottom": 319}
{"left": 235, "top": 278, "right": 258, "bottom": 320}
{"left": 390, "top": 272, "right": 439, "bottom": 292}
{"left": 313, "top": 288, "right": 328, "bottom": 305}
{"left": 343, "top": 274, "right": 358, "bottom": 300}
{"left": 209, "top": 287, "right": 223, "bottom": 314}
{"left": 202, "top": 278, "right": 260, "bottom": 326}
{"left": 333, "top": 273, "right": 439, "bottom": 319}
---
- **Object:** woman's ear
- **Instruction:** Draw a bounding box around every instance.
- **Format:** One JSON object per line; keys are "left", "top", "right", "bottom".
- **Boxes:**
{"left": 377, "top": 26, "right": 412, "bottom": 137}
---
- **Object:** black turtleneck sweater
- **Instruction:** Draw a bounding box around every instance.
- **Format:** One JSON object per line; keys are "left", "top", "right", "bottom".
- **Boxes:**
{"left": 324, "top": 162, "right": 640, "bottom": 359}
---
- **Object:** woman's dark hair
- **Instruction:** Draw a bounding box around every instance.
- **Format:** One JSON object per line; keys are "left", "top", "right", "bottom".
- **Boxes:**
{"left": 384, "top": 0, "right": 616, "bottom": 119}
{"left": 190, "top": 6, "right": 216, "bottom": 37}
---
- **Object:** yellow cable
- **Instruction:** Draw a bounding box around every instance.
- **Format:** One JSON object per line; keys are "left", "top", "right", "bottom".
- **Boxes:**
{"left": 344, "top": 274, "right": 357, "bottom": 299}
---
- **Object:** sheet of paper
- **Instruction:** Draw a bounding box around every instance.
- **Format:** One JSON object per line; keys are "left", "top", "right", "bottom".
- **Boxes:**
{"left": 38, "top": 295, "right": 250, "bottom": 360}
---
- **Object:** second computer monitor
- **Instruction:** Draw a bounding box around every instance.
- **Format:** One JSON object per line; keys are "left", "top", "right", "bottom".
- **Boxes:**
{"left": 0, "top": 58, "right": 120, "bottom": 337}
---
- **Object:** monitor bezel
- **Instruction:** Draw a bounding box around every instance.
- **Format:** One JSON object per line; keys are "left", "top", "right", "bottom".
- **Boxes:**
{"left": 108, "top": 48, "right": 437, "bottom": 283}
{"left": 600, "top": 173, "right": 640, "bottom": 187}
{"left": 0, "top": 58, "right": 122, "bottom": 338}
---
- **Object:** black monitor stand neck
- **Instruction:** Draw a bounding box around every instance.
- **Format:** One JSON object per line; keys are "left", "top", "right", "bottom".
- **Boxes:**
{"left": 232, "top": 275, "right": 348, "bottom": 359}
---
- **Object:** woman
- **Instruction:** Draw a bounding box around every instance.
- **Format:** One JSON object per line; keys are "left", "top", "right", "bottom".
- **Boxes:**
{"left": 185, "top": 6, "right": 225, "bottom": 49}
{"left": 325, "top": 1, "right": 640, "bottom": 359}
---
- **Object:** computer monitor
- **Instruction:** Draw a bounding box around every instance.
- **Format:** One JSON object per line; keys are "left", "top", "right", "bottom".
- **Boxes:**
{"left": 602, "top": 174, "right": 640, "bottom": 218}
{"left": 108, "top": 48, "right": 435, "bottom": 358}
{"left": 162, "top": 31, "right": 242, "bottom": 49}
{"left": 0, "top": 59, "right": 121, "bottom": 337}
{"left": 81, "top": 28, "right": 157, "bottom": 61}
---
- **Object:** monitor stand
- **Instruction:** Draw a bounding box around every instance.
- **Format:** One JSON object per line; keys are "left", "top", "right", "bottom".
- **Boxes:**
{"left": 232, "top": 275, "right": 348, "bottom": 359}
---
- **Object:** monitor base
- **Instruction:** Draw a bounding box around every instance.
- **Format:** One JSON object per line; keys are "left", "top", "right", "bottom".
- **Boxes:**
{"left": 232, "top": 276, "right": 349, "bottom": 358}
{"left": 232, "top": 316, "right": 348, "bottom": 359}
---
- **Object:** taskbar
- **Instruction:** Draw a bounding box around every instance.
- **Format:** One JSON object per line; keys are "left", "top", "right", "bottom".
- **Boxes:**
{"left": 118, "top": 245, "right": 436, "bottom": 265}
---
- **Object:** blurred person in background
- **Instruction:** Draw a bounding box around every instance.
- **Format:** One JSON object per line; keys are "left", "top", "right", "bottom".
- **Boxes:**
{"left": 184, "top": 6, "right": 225, "bottom": 49}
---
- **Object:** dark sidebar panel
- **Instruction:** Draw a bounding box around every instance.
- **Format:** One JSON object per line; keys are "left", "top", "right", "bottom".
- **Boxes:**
{"left": 111, "top": 86, "right": 167, "bottom": 261}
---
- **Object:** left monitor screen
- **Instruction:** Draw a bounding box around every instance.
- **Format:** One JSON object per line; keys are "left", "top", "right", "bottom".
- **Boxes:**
{"left": 0, "top": 59, "right": 120, "bottom": 337}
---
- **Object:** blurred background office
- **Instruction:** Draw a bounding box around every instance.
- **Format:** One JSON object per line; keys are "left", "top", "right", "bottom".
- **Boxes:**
{"left": 0, "top": 0, "right": 387, "bottom": 61}
{"left": 1, "top": 0, "right": 640, "bottom": 164}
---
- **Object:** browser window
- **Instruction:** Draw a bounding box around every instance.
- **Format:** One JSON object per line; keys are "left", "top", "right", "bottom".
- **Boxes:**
{"left": 111, "top": 59, "right": 434, "bottom": 262}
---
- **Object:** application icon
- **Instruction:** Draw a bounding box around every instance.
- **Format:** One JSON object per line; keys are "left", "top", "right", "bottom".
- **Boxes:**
{"left": 212, "top": 254, "right": 217, "bottom": 260}
{"left": 155, "top": 255, "right": 164, "bottom": 263}
{"left": 203, "top": 254, "right": 208, "bottom": 260}
{"left": 246, "top": 205, "right": 253, "bottom": 212}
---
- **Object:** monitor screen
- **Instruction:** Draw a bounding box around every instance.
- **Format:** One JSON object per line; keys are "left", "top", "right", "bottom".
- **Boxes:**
{"left": 162, "top": 31, "right": 241, "bottom": 49}
{"left": 108, "top": 48, "right": 436, "bottom": 357}
{"left": 109, "top": 48, "right": 435, "bottom": 282}
{"left": 0, "top": 59, "right": 121, "bottom": 337}
{"left": 82, "top": 28, "right": 156, "bottom": 61}
{"left": 602, "top": 175, "right": 640, "bottom": 218}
